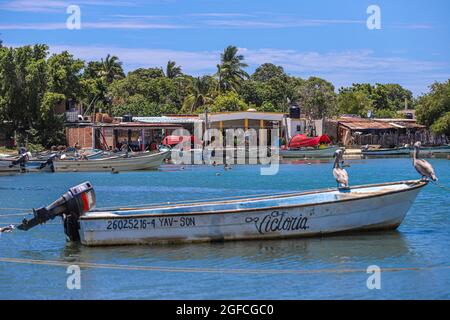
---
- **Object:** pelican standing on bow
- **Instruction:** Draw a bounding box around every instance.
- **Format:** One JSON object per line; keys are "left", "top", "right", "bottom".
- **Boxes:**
{"left": 413, "top": 142, "right": 438, "bottom": 181}
{"left": 333, "top": 149, "right": 349, "bottom": 188}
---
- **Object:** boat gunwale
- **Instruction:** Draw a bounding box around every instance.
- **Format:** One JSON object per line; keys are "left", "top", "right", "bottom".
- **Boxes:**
{"left": 81, "top": 180, "right": 427, "bottom": 220}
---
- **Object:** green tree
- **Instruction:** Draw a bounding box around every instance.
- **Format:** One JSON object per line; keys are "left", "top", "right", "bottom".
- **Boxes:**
{"left": 215, "top": 45, "right": 249, "bottom": 93}
{"left": 99, "top": 54, "right": 125, "bottom": 84}
{"left": 0, "top": 45, "right": 49, "bottom": 144}
{"left": 165, "top": 60, "right": 182, "bottom": 79}
{"left": 184, "top": 76, "right": 215, "bottom": 113}
{"left": 338, "top": 88, "right": 373, "bottom": 116}
{"left": 47, "top": 51, "right": 84, "bottom": 100}
{"left": 416, "top": 80, "right": 450, "bottom": 136}
{"left": 210, "top": 91, "right": 248, "bottom": 112}
{"left": 111, "top": 94, "right": 177, "bottom": 117}
{"left": 251, "top": 63, "right": 287, "bottom": 82}
{"left": 295, "top": 77, "right": 337, "bottom": 118}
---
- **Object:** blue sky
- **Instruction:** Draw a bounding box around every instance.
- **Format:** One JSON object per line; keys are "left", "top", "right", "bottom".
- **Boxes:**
{"left": 0, "top": 0, "right": 449, "bottom": 95}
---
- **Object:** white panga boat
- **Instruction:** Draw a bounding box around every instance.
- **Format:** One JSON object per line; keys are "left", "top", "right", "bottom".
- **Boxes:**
{"left": 362, "top": 146, "right": 411, "bottom": 156}
{"left": 0, "top": 166, "right": 21, "bottom": 175}
{"left": 52, "top": 150, "right": 170, "bottom": 172}
{"left": 16, "top": 180, "right": 427, "bottom": 246}
{"left": 412, "top": 145, "right": 450, "bottom": 156}
{"left": 280, "top": 145, "right": 339, "bottom": 158}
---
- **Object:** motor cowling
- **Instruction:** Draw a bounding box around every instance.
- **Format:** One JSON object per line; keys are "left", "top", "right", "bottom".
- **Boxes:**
{"left": 18, "top": 181, "right": 96, "bottom": 241}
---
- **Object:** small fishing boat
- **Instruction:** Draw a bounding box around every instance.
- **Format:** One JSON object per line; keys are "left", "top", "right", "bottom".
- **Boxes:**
{"left": 280, "top": 145, "right": 339, "bottom": 158}
{"left": 281, "top": 134, "right": 338, "bottom": 158}
{"left": 52, "top": 150, "right": 170, "bottom": 172}
{"left": 412, "top": 145, "right": 450, "bottom": 156}
{"left": 16, "top": 180, "right": 427, "bottom": 246}
{"left": 362, "top": 146, "right": 411, "bottom": 156}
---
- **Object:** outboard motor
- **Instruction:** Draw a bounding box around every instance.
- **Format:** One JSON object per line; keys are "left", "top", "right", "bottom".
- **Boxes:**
{"left": 17, "top": 181, "right": 96, "bottom": 241}
{"left": 9, "top": 152, "right": 29, "bottom": 170}
{"left": 39, "top": 153, "right": 57, "bottom": 172}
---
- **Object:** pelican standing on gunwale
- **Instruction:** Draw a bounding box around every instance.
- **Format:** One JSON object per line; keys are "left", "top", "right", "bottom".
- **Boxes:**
{"left": 333, "top": 149, "right": 349, "bottom": 188}
{"left": 413, "top": 142, "right": 438, "bottom": 181}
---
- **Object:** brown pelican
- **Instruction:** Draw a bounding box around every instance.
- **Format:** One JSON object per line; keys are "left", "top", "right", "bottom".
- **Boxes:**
{"left": 333, "top": 149, "right": 349, "bottom": 188}
{"left": 413, "top": 142, "right": 438, "bottom": 181}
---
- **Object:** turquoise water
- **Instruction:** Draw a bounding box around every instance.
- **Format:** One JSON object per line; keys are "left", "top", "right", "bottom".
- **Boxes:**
{"left": 0, "top": 158, "right": 449, "bottom": 299}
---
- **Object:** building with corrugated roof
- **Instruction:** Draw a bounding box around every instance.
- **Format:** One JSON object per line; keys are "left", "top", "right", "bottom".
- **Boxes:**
{"left": 324, "top": 117, "right": 447, "bottom": 147}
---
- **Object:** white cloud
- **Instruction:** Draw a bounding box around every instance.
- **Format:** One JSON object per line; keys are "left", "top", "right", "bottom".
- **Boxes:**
{"left": 0, "top": 0, "right": 134, "bottom": 12}
{"left": 0, "top": 21, "right": 190, "bottom": 30}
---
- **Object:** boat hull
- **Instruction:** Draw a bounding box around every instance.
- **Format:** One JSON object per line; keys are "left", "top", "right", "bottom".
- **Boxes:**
{"left": 79, "top": 180, "right": 425, "bottom": 246}
{"left": 53, "top": 151, "right": 169, "bottom": 172}
{"left": 362, "top": 147, "right": 410, "bottom": 156}
{"left": 0, "top": 166, "right": 21, "bottom": 175}
{"left": 280, "top": 146, "right": 339, "bottom": 158}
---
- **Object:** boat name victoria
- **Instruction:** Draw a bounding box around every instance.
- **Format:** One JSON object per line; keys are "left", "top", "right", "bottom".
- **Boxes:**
{"left": 245, "top": 211, "right": 309, "bottom": 234}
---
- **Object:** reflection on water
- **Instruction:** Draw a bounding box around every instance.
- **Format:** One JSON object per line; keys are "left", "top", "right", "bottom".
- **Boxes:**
{"left": 62, "top": 231, "right": 409, "bottom": 266}
{"left": 0, "top": 158, "right": 449, "bottom": 299}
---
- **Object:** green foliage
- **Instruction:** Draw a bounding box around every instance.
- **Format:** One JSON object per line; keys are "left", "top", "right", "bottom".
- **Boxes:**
{"left": 296, "top": 77, "right": 337, "bottom": 118}
{"left": 416, "top": 80, "right": 450, "bottom": 135}
{"left": 251, "top": 63, "right": 287, "bottom": 83}
{"left": 337, "top": 83, "right": 413, "bottom": 118}
{"left": 182, "top": 76, "right": 215, "bottom": 113}
{"left": 258, "top": 101, "right": 277, "bottom": 112}
{"left": 47, "top": 51, "right": 84, "bottom": 99}
{"left": 338, "top": 89, "right": 373, "bottom": 116}
{"left": 165, "top": 60, "right": 183, "bottom": 79}
{"left": 111, "top": 94, "right": 177, "bottom": 117}
{"left": 210, "top": 92, "right": 248, "bottom": 112}
{"left": 1, "top": 43, "right": 448, "bottom": 150}
{"left": 215, "top": 45, "right": 249, "bottom": 93}
{"left": 430, "top": 112, "right": 450, "bottom": 136}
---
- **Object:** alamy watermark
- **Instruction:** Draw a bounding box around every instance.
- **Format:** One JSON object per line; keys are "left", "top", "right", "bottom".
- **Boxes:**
{"left": 367, "top": 5, "right": 381, "bottom": 30}
{"left": 66, "top": 265, "right": 81, "bottom": 290}
{"left": 169, "top": 125, "right": 280, "bottom": 175}
{"left": 366, "top": 265, "right": 381, "bottom": 290}
{"left": 66, "top": 5, "right": 81, "bottom": 30}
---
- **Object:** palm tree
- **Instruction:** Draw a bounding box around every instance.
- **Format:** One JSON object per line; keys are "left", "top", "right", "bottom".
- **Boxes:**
{"left": 165, "top": 60, "right": 183, "bottom": 79}
{"left": 189, "top": 76, "right": 214, "bottom": 112}
{"left": 215, "top": 45, "right": 249, "bottom": 93}
{"left": 99, "top": 54, "right": 125, "bottom": 84}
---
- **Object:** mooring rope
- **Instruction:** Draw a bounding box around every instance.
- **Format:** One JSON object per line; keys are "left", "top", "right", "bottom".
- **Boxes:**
{"left": 0, "top": 212, "right": 33, "bottom": 217}
{"left": 0, "top": 208, "right": 33, "bottom": 212}
{"left": 0, "top": 257, "right": 449, "bottom": 275}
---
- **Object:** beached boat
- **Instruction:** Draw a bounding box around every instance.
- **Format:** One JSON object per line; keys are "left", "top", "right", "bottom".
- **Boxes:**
{"left": 0, "top": 166, "right": 21, "bottom": 176}
{"left": 412, "top": 145, "right": 450, "bottom": 156}
{"left": 280, "top": 145, "right": 339, "bottom": 158}
{"left": 362, "top": 145, "right": 450, "bottom": 157}
{"left": 362, "top": 147, "right": 411, "bottom": 156}
{"left": 16, "top": 180, "right": 427, "bottom": 246}
{"left": 52, "top": 150, "right": 170, "bottom": 172}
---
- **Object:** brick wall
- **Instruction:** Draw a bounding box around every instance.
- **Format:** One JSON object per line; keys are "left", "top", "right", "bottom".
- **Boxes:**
{"left": 66, "top": 127, "right": 93, "bottom": 148}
